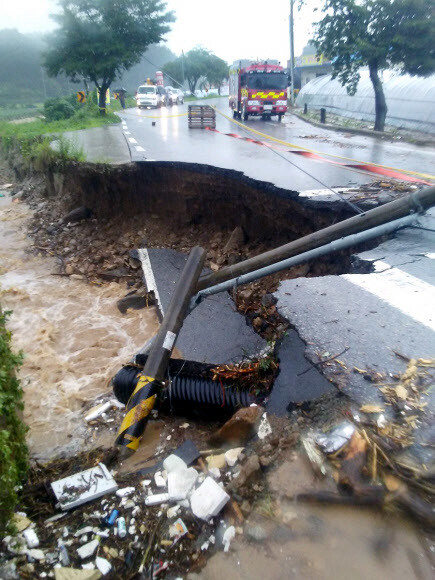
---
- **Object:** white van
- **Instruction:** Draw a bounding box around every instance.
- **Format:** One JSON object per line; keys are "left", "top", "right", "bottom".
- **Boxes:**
{"left": 136, "top": 85, "right": 167, "bottom": 109}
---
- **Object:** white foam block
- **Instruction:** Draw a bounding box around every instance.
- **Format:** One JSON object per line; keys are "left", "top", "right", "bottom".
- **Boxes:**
{"left": 51, "top": 463, "right": 118, "bottom": 510}
{"left": 190, "top": 477, "right": 230, "bottom": 521}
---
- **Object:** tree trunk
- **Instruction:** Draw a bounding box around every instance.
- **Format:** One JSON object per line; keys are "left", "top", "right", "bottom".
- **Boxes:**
{"left": 369, "top": 61, "right": 387, "bottom": 132}
{"left": 98, "top": 83, "right": 108, "bottom": 115}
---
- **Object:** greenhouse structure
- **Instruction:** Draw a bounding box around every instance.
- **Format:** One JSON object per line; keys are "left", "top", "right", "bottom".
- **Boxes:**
{"left": 296, "top": 69, "right": 435, "bottom": 134}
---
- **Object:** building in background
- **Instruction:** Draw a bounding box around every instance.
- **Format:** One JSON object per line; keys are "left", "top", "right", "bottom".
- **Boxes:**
{"left": 289, "top": 42, "right": 332, "bottom": 89}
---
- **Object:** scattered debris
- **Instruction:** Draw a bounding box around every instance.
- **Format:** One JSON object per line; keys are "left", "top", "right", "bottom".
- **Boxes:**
{"left": 222, "top": 525, "right": 235, "bottom": 552}
{"left": 224, "top": 447, "right": 244, "bottom": 467}
{"left": 315, "top": 421, "right": 355, "bottom": 454}
{"left": 257, "top": 413, "right": 272, "bottom": 440}
{"left": 190, "top": 477, "right": 230, "bottom": 521}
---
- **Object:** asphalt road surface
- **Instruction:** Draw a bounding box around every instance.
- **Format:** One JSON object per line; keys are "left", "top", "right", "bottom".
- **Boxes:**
{"left": 119, "top": 98, "right": 434, "bottom": 191}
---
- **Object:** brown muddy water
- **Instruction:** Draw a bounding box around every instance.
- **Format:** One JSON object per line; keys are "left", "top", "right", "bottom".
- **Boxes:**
{"left": 0, "top": 196, "right": 158, "bottom": 459}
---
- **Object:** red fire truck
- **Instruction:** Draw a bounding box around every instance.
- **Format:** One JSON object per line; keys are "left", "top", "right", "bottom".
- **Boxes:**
{"left": 229, "top": 60, "right": 289, "bottom": 121}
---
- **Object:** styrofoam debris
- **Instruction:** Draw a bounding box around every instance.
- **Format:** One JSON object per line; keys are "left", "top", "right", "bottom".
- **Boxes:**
{"left": 111, "top": 399, "right": 125, "bottom": 409}
{"left": 167, "top": 505, "right": 181, "bottom": 519}
{"left": 51, "top": 464, "right": 117, "bottom": 510}
{"left": 141, "top": 479, "right": 152, "bottom": 488}
{"left": 96, "top": 556, "right": 112, "bottom": 575}
{"left": 145, "top": 493, "right": 170, "bottom": 506}
{"left": 154, "top": 472, "right": 167, "bottom": 488}
{"left": 224, "top": 448, "right": 244, "bottom": 467}
{"left": 81, "top": 562, "right": 96, "bottom": 570}
{"left": 257, "top": 413, "right": 272, "bottom": 440}
{"left": 163, "top": 454, "right": 188, "bottom": 474}
{"left": 208, "top": 467, "right": 221, "bottom": 480}
{"left": 23, "top": 528, "right": 39, "bottom": 548}
{"left": 28, "top": 549, "right": 45, "bottom": 560}
{"left": 190, "top": 477, "right": 230, "bottom": 522}
{"left": 223, "top": 526, "right": 235, "bottom": 552}
{"left": 77, "top": 539, "right": 99, "bottom": 559}
{"left": 85, "top": 401, "right": 112, "bottom": 422}
{"left": 115, "top": 487, "right": 135, "bottom": 498}
{"left": 168, "top": 467, "right": 198, "bottom": 501}
{"left": 74, "top": 526, "right": 93, "bottom": 537}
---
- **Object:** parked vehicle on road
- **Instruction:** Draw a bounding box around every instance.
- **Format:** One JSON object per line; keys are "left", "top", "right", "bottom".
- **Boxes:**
{"left": 229, "top": 60, "right": 289, "bottom": 121}
{"left": 165, "top": 87, "right": 185, "bottom": 105}
{"left": 136, "top": 85, "right": 167, "bottom": 108}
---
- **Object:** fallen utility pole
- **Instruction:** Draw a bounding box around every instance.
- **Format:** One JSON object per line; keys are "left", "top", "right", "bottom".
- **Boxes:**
{"left": 190, "top": 213, "right": 418, "bottom": 311}
{"left": 116, "top": 246, "right": 206, "bottom": 452}
{"left": 196, "top": 185, "right": 435, "bottom": 292}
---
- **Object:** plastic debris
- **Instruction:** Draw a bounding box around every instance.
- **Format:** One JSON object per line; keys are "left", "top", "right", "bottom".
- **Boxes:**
{"left": 302, "top": 435, "right": 327, "bottom": 476}
{"left": 95, "top": 557, "right": 111, "bottom": 575}
{"left": 224, "top": 448, "right": 244, "bottom": 467}
{"left": 168, "top": 518, "right": 188, "bottom": 543}
{"left": 117, "top": 517, "right": 127, "bottom": 539}
{"left": 28, "top": 548, "right": 45, "bottom": 560}
{"left": 51, "top": 464, "right": 117, "bottom": 510}
{"left": 145, "top": 493, "right": 170, "bottom": 506}
{"left": 85, "top": 401, "right": 112, "bottom": 422}
{"left": 58, "top": 540, "right": 70, "bottom": 567}
{"left": 190, "top": 477, "right": 230, "bottom": 521}
{"left": 257, "top": 413, "right": 272, "bottom": 440}
{"left": 23, "top": 528, "right": 39, "bottom": 548}
{"left": 167, "top": 467, "right": 198, "bottom": 501}
{"left": 77, "top": 539, "right": 99, "bottom": 559}
{"left": 115, "top": 487, "right": 135, "bottom": 498}
{"left": 222, "top": 526, "right": 235, "bottom": 552}
{"left": 103, "top": 509, "right": 118, "bottom": 527}
{"left": 315, "top": 422, "right": 356, "bottom": 454}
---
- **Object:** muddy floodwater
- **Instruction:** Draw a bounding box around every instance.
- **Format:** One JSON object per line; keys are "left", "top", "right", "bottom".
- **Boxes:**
{"left": 0, "top": 197, "right": 158, "bottom": 459}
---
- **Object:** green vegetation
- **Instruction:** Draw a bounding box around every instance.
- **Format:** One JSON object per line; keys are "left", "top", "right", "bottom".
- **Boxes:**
{"left": 314, "top": 0, "right": 435, "bottom": 131}
{"left": 163, "top": 48, "right": 228, "bottom": 94}
{"left": 0, "top": 92, "right": 120, "bottom": 139}
{"left": 44, "top": 0, "right": 175, "bottom": 114}
{"left": 0, "top": 309, "right": 28, "bottom": 535}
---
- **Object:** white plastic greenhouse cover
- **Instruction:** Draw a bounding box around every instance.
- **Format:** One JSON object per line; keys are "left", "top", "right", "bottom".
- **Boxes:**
{"left": 296, "top": 68, "right": 435, "bottom": 134}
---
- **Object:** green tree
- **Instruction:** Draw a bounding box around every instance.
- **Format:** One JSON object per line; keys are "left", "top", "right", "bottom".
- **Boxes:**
{"left": 205, "top": 54, "right": 228, "bottom": 95}
{"left": 314, "top": 0, "right": 435, "bottom": 131}
{"left": 164, "top": 47, "right": 214, "bottom": 94}
{"left": 44, "top": 0, "right": 175, "bottom": 114}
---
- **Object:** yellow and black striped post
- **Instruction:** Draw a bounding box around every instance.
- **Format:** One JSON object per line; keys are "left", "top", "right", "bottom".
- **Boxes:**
{"left": 115, "top": 246, "right": 206, "bottom": 452}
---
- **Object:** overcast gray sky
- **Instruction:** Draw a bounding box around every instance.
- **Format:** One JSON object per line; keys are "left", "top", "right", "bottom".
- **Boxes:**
{"left": 2, "top": 0, "right": 322, "bottom": 64}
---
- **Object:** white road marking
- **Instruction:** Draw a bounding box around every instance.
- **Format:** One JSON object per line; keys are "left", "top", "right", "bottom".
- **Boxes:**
{"left": 123, "top": 131, "right": 131, "bottom": 135}
{"left": 128, "top": 137, "right": 137, "bottom": 144}
{"left": 135, "top": 146, "right": 145, "bottom": 152}
{"left": 343, "top": 261, "right": 435, "bottom": 331}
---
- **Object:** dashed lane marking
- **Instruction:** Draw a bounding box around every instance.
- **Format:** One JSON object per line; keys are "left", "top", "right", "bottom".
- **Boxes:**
{"left": 135, "top": 146, "right": 145, "bottom": 152}
{"left": 128, "top": 137, "right": 137, "bottom": 144}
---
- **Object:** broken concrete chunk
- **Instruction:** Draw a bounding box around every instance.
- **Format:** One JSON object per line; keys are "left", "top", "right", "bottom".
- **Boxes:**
{"left": 167, "top": 467, "right": 198, "bottom": 501}
{"left": 77, "top": 539, "right": 99, "bottom": 560}
{"left": 225, "top": 448, "right": 244, "bottom": 467}
{"left": 51, "top": 464, "right": 117, "bottom": 510}
{"left": 190, "top": 477, "right": 230, "bottom": 522}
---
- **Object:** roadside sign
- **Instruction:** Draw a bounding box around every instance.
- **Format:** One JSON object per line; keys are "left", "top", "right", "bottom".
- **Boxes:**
{"left": 77, "top": 90, "right": 86, "bottom": 103}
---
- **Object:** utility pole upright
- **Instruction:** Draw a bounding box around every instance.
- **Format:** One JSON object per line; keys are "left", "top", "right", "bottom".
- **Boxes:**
{"left": 289, "top": 0, "right": 295, "bottom": 106}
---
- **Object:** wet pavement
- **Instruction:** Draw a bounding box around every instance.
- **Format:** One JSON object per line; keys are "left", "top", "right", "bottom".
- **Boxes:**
{"left": 274, "top": 209, "right": 435, "bottom": 406}
{"left": 117, "top": 98, "right": 434, "bottom": 190}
